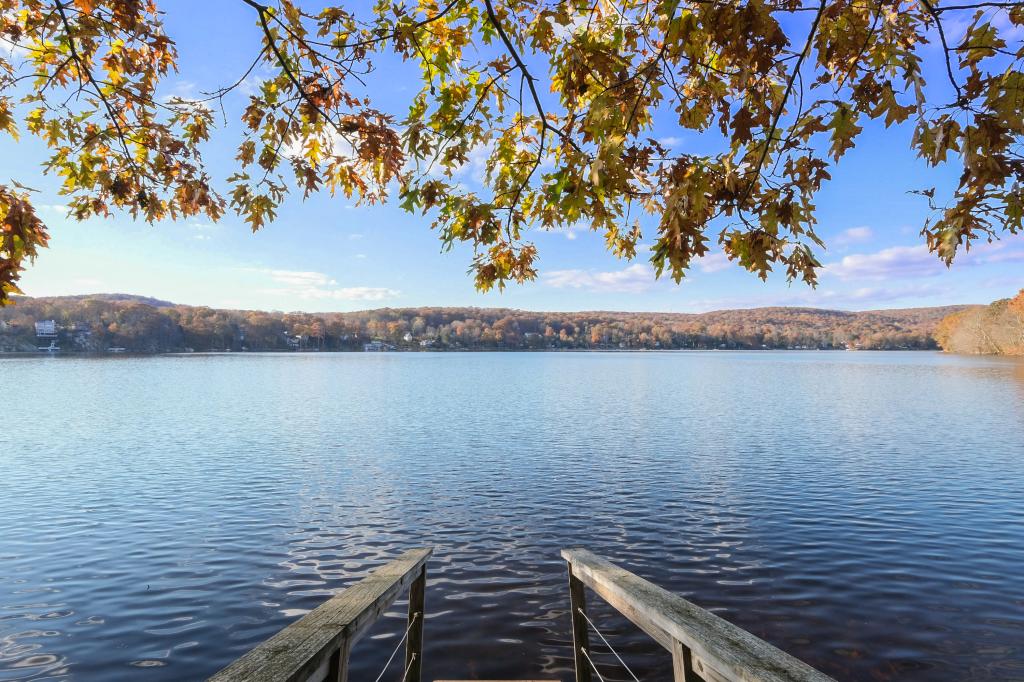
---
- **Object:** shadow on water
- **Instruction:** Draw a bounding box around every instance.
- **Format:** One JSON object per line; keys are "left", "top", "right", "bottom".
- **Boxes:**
{"left": 1, "top": 351, "right": 1023, "bottom": 681}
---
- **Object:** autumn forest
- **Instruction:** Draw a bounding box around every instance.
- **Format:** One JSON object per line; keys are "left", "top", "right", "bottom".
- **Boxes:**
{"left": 0, "top": 294, "right": 982, "bottom": 353}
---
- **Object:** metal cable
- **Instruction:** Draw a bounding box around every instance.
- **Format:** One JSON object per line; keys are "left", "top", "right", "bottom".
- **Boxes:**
{"left": 372, "top": 612, "right": 419, "bottom": 682}
{"left": 399, "top": 653, "right": 417, "bottom": 682}
{"left": 578, "top": 607, "right": 641, "bottom": 682}
{"left": 581, "top": 646, "right": 608, "bottom": 682}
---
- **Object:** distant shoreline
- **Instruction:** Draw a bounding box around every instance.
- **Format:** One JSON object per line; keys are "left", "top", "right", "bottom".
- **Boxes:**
{"left": 0, "top": 347, "right": 941, "bottom": 357}
{"left": 2, "top": 293, "right": 969, "bottom": 354}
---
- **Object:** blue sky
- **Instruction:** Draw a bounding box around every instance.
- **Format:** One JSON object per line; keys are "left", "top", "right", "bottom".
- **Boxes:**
{"left": 5, "top": 2, "right": 1022, "bottom": 312}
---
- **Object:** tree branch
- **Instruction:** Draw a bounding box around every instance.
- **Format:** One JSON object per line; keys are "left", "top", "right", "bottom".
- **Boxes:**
{"left": 919, "top": 0, "right": 964, "bottom": 102}
{"left": 54, "top": 0, "right": 136, "bottom": 167}
{"left": 243, "top": 0, "right": 340, "bottom": 129}
{"left": 739, "top": 0, "right": 827, "bottom": 206}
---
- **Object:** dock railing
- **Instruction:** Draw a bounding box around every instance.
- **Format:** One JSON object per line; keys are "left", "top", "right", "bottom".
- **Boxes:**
{"left": 562, "top": 548, "right": 836, "bottom": 682}
{"left": 210, "top": 547, "right": 432, "bottom": 682}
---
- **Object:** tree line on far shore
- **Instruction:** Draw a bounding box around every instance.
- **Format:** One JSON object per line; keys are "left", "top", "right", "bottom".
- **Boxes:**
{"left": 0, "top": 294, "right": 970, "bottom": 354}
{"left": 935, "top": 290, "right": 1024, "bottom": 356}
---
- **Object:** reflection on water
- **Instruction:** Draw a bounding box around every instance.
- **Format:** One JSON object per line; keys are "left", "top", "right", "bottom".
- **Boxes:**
{"left": 1011, "top": 356, "right": 1024, "bottom": 388}
{"left": 1, "top": 352, "right": 1023, "bottom": 681}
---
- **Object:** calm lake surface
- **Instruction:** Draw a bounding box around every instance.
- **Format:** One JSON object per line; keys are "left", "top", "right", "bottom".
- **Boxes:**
{"left": 1, "top": 351, "right": 1023, "bottom": 681}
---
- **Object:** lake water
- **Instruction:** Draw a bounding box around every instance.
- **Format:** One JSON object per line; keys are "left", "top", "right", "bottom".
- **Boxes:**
{"left": 1, "top": 352, "right": 1022, "bottom": 681}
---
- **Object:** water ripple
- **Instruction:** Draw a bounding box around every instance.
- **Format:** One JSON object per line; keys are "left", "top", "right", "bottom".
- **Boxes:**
{"left": 1, "top": 351, "right": 1022, "bottom": 680}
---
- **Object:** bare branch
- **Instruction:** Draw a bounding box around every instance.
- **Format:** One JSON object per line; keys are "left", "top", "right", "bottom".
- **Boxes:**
{"left": 919, "top": 0, "right": 964, "bottom": 102}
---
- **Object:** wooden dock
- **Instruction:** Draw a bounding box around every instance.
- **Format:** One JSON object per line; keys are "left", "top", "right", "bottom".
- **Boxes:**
{"left": 209, "top": 547, "right": 835, "bottom": 682}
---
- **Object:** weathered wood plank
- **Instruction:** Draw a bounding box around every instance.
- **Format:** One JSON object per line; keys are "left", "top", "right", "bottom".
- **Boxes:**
{"left": 673, "top": 638, "right": 705, "bottom": 682}
{"left": 209, "top": 548, "right": 433, "bottom": 682}
{"left": 561, "top": 548, "right": 834, "bottom": 682}
{"left": 405, "top": 564, "right": 427, "bottom": 682}
{"left": 567, "top": 568, "right": 591, "bottom": 682}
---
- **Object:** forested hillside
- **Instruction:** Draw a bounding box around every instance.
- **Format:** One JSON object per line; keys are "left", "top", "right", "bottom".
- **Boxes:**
{"left": 0, "top": 295, "right": 975, "bottom": 353}
{"left": 935, "top": 291, "right": 1024, "bottom": 356}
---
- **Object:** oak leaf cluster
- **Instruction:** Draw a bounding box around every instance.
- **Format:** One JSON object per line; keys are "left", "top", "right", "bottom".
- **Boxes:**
{"left": 1, "top": 0, "right": 1022, "bottom": 302}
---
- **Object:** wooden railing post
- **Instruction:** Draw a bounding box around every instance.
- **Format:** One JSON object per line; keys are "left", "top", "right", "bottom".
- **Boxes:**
{"left": 405, "top": 563, "right": 426, "bottom": 682}
{"left": 209, "top": 548, "right": 433, "bottom": 682}
{"left": 567, "top": 564, "right": 592, "bottom": 682}
{"left": 671, "top": 639, "right": 697, "bottom": 682}
{"left": 560, "top": 548, "right": 836, "bottom": 682}
{"left": 326, "top": 639, "right": 350, "bottom": 682}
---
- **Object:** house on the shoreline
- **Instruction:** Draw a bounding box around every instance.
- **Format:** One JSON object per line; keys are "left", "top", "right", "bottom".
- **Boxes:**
{"left": 363, "top": 339, "right": 394, "bottom": 352}
{"left": 34, "top": 320, "right": 58, "bottom": 338}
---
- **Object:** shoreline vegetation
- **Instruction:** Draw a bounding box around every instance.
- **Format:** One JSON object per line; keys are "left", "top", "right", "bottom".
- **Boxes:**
{"left": 0, "top": 293, "right": 982, "bottom": 355}
{"left": 935, "top": 290, "right": 1024, "bottom": 356}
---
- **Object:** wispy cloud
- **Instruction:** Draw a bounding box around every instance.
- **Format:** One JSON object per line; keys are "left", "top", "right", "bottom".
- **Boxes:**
{"left": 284, "top": 132, "right": 356, "bottom": 161}
{"left": 0, "top": 35, "right": 29, "bottom": 59}
{"left": 543, "top": 263, "right": 655, "bottom": 293}
{"left": 812, "top": 283, "right": 951, "bottom": 306}
{"left": 972, "top": 239, "right": 1024, "bottom": 264}
{"left": 833, "top": 226, "right": 874, "bottom": 245}
{"left": 310, "top": 287, "right": 399, "bottom": 301}
{"left": 39, "top": 204, "right": 70, "bottom": 215}
{"left": 265, "top": 269, "right": 337, "bottom": 287}
{"left": 696, "top": 251, "right": 731, "bottom": 273}
{"left": 825, "top": 237, "right": 1024, "bottom": 281}
{"left": 824, "top": 244, "right": 944, "bottom": 280}
{"left": 679, "top": 282, "right": 951, "bottom": 313}
{"left": 251, "top": 268, "right": 398, "bottom": 302}
{"left": 436, "top": 142, "right": 492, "bottom": 185}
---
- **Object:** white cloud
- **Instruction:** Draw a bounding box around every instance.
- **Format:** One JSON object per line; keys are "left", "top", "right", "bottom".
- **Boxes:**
{"left": 284, "top": 131, "right": 356, "bottom": 161}
{"left": 658, "top": 136, "right": 683, "bottom": 149}
{"left": 543, "top": 263, "right": 655, "bottom": 293}
{"left": 264, "top": 269, "right": 337, "bottom": 288}
{"left": 442, "top": 142, "right": 492, "bottom": 185}
{"left": 823, "top": 244, "right": 944, "bottom": 280}
{"left": 161, "top": 81, "right": 213, "bottom": 113}
{"left": 834, "top": 226, "right": 873, "bottom": 245}
{"left": 812, "top": 282, "right": 950, "bottom": 306}
{"left": 677, "top": 282, "right": 951, "bottom": 313}
{"left": 186, "top": 221, "right": 217, "bottom": 237}
{"left": 310, "top": 287, "right": 399, "bottom": 301}
{"left": 696, "top": 251, "right": 731, "bottom": 273}
{"left": 825, "top": 236, "right": 1024, "bottom": 281}
{"left": 249, "top": 268, "right": 398, "bottom": 303}
{"left": 0, "top": 36, "right": 29, "bottom": 60}
{"left": 169, "top": 80, "right": 197, "bottom": 97}
{"left": 550, "top": 14, "right": 591, "bottom": 40}
{"left": 39, "top": 204, "right": 70, "bottom": 214}
{"left": 968, "top": 239, "right": 1024, "bottom": 264}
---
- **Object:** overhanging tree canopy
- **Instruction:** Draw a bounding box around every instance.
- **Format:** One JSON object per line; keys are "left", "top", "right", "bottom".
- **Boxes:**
{"left": 1, "top": 0, "right": 1022, "bottom": 303}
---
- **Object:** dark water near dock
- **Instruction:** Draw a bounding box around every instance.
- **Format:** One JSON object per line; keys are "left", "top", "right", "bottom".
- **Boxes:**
{"left": 1, "top": 352, "right": 1023, "bottom": 681}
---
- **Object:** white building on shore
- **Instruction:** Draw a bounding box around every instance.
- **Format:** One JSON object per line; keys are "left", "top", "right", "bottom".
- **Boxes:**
{"left": 34, "top": 320, "right": 58, "bottom": 338}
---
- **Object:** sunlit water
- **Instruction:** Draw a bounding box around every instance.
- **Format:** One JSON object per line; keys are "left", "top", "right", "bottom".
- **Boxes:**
{"left": 1, "top": 352, "right": 1022, "bottom": 681}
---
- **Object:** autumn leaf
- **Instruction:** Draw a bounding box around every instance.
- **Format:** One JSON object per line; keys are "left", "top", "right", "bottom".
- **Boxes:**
{"left": 0, "top": 0, "right": 1021, "bottom": 298}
